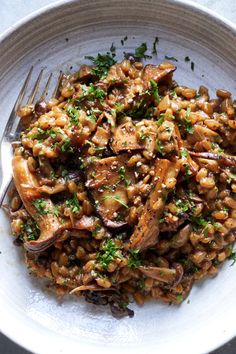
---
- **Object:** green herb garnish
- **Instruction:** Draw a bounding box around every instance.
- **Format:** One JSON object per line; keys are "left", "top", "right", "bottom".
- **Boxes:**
{"left": 156, "top": 140, "right": 164, "bottom": 155}
{"left": 61, "top": 138, "right": 73, "bottom": 152}
{"left": 65, "top": 193, "right": 80, "bottom": 213}
{"left": 121, "top": 35, "right": 128, "bottom": 46}
{"left": 152, "top": 36, "right": 159, "bottom": 55}
{"left": 32, "top": 199, "right": 48, "bottom": 215}
{"left": 184, "top": 107, "right": 194, "bottom": 134}
{"left": 85, "top": 52, "right": 116, "bottom": 79}
{"left": 176, "top": 294, "right": 183, "bottom": 302}
{"left": 165, "top": 55, "right": 178, "bottom": 62}
{"left": 180, "top": 148, "right": 189, "bottom": 158}
{"left": 66, "top": 105, "right": 80, "bottom": 125}
{"left": 135, "top": 42, "right": 151, "bottom": 60}
{"left": 128, "top": 249, "right": 141, "bottom": 268}
{"left": 97, "top": 239, "right": 120, "bottom": 269}
{"left": 150, "top": 79, "right": 161, "bottom": 103}
{"left": 157, "top": 113, "right": 165, "bottom": 126}
{"left": 103, "top": 195, "right": 129, "bottom": 209}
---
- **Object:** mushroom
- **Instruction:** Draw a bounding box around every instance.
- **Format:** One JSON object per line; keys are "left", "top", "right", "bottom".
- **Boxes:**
{"left": 12, "top": 154, "right": 71, "bottom": 252}
{"left": 130, "top": 159, "right": 180, "bottom": 251}
{"left": 189, "top": 151, "right": 236, "bottom": 166}
{"left": 85, "top": 154, "right": 135, "bottom": 228}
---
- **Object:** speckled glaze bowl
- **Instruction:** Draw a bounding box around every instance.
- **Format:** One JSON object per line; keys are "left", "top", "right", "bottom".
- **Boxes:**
{"left": 0, "top": 1, "right": 236, "bottom": 353}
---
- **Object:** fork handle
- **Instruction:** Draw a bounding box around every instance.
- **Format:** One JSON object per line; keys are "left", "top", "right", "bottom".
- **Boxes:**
{"left": 0, "top": 140, "right": 14, "bottom": 207}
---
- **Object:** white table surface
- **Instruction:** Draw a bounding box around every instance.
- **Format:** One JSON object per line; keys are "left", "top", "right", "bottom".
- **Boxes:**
{"left": 0, "top": 0, "right": 235, "bottom": 353}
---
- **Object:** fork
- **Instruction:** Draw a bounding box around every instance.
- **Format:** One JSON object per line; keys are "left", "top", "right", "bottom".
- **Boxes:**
{"left": 0, "top": 67, "right": 63, "bottom": 207}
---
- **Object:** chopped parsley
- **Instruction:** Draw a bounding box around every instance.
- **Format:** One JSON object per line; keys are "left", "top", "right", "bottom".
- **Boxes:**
{"left": 97, "top": 239, "right": 120, "bottom": 269}
{"left": 66, "top": 105, "right": 80, "bottom": 125}
{"left": 22, "top": 220, "right": 39, "bottom": 241}
{"left": 32, "top": 199, "right": 48, "bottom": 215}
{"left": 150, "top": 79, "right": 161, "bottom": 103}
{"left": 61, "top": 166, "right": 69, "bottom": 180}
{"left": 184, "top": 164, "right": 191, "bottom": 178}
{"left": 121, "top": 35, "right": 128, "bottom": 46}
{"left": 28, "top": 127, "right": 57, "bottom": 140}
{"left": 92, "top": 224, "right": 102, "bottom": 238}
{"left": 110, "top": 43, "right": 116, "bottom": 57}
{"left": 180, "top": 148, "right": 189, "bottom": 158}
{"left": 48, "top": 128, "right": 57, "bottom": 139}
{"left": 128, "top": 249, "right": 141, "bottom": 268}
{"left": 228, "top": 245, "right": 236, "bottom": 266}
{"left": 61, "top": 138, "right": 73, "bottom": 153}
{"left": 152, "top": 36, "right": 159, "bottom": 55}
{"left": 192, "top": 214, "right": 210, "bottom": 231}
{"left": 157, "top": 113, "right": 165, "bottom": 126}
{"left": 140, "top": 131, "right": 148, "bottom": 142}
{"left": 176, "top": 198, "right": 195, "bottom": 215}
{"left": 118, "top": 166, "right": 126, "bottom": 181}
{"left": 85, "top": 52, "right": 116, "bottom": 79}
{"left": 88, "top": 84, "right": 106, "bottom": 99}
{"left": 184, "top": 107, "right": 194, "bottom": 134}
{"left": 156, "top": 140, "right": 164, "bottom": 155}
{"left": 170, "top": 90, "right": 178, "bottom": 99}
{"left": 176, "top": 293, "right": 183, "bottom": 302}
{"left": 135, "top": 42, "right": 151, "bottom": 60}
{"left": 165, "top": 55, "right": 178, "bottom": 62}
{"left": 65, "top": 193, "right": 81, "bottom": 213}
{"left": 103, "top": 195, "right": 129, "bottom": 209}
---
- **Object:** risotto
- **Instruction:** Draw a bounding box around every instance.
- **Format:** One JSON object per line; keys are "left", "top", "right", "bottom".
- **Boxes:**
{"left": 8, "top": 45, "right": 236, "bottom": 318}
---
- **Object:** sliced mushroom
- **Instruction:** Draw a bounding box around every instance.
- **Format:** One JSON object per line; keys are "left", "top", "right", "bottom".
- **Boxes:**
{"left": 187, "top": 124, "right": 222, "bottom": 144}
{"left": 139, "top": 263, "right": 183, "bottom": 288}
{"left": 12, "top": 154, "right": 71, "bottom": 252}
{"left": 170, "top": 225, "right": 192, "bottom": 249}
{"left": 85, "top": 154, "right": 135, "bottom": 228}
{"left": 139, "top": 266, "right": 177, "bottom": 283}
{"left": 130, "top": 159, "right": 180, "bottom": 251}
{"left": 142, "top": 63, "right": 176, "bottom": 89}
{"left": 74, "top": 215, "right": 100, "bottom": 232}
{"left": 189, "top": 151, "right": 236, "bottom": 166}
{"left": 111, "top": 121, "right": 141, "bottom": 154}
{"left": 70, "top": 284, "right": 115, "bottom": 294}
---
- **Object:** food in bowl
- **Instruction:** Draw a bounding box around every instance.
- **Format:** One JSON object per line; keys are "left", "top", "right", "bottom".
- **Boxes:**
{"left": 8, "top": 43, "right": 236, "bottom": 318}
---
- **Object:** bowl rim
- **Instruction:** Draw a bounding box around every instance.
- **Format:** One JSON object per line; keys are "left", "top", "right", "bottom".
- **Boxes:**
{"left": 0, "top": 0, "right": 236, "bottom": 353}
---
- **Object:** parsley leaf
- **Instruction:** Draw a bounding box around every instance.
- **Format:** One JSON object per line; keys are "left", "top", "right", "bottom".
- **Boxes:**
{"left": 97, "top": 239, "right": 120, "bottom": 269}
{"left": 228, "top": 246, "right": 236, "bottom": 266}
{"left": 32, "top": 199, "right": 48, "bottom": 215}
{"left": 183, "top": 107, "right": 194, "bottom": 134}
{"left": 121, "top": 35, "right": 128, "bottom": 46}
{"left": 65, "top": 193, "right": 80, "bottom": 213}
{"left": 85, "top": 52, "right": 116, "bottom": 79}
{"left": 180, "top": 148, "right": 189, "bottom": 158}
{"left": 157, "top": 113, "right": 165, "bottom": 126}
{"left": 103, "top": 195, "right": 129, "bottom": 209}
{"left": 128, "top": 249, "right": 141, "bottom": 268}
{"left": 135, "top": 43, "right": 151, "bottom": 60}
{"left": 152, "top": 36, "right": 159, "bottom": 55}
{"left": 150, "top": 79, "right": 161, "bottom": 103}
{"left": 66, "top": 105, "right": 80, "bottom": 125}
{"left": 165, "top": 55, "right": 178, "bottom": 62}
{"left": 61, "top": 138, "right": 73, "bottom": 152}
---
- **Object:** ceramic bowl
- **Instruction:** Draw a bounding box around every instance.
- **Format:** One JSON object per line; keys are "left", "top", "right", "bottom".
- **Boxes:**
{"left": 0, "top": 1, "right": 236, "bottom": 353}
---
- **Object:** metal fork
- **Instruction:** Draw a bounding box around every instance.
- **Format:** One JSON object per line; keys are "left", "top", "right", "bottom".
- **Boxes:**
{"left": 0, "top": 67, "right": 63, "bottom": 207}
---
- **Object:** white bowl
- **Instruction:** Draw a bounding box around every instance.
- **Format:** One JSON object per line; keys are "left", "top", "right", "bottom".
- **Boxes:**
{"left": 0, "top": 1, "right": 236, "bottom": 353}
